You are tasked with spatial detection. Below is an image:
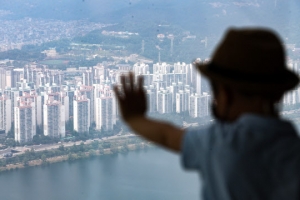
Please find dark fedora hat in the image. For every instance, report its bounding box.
[194,28,299,94]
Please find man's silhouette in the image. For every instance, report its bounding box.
[114,28,300,199]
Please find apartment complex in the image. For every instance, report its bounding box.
[0,59,298,143]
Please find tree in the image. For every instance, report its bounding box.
[110,147,118,154]
[89,122,96,133]
[78,142,88,152]
[0,159,7,167]
[97,148,103,155]
[70,144,78,152]
[41,154,48,165]
[77,151,85,158]
[89,149,96,157]
[102,141,111,149]
[32,134,55,145]
[6,122,15,139]
[23,156,30,166]
[4,138,16,147]
[36,125,43,135]
[58,144,65,152]
[91,141,99,150]
[66,118,74,133]
[113,121,122,133]
[26,148,36,159]
[68,153,75,161]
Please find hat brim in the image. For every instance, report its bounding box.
[195,62,300,94]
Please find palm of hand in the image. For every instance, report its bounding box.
[114,73,147,121]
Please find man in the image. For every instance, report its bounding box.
[113,28,300,199]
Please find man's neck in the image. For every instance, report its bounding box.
[227,100,279,122]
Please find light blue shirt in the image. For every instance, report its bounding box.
[182,114,300,200]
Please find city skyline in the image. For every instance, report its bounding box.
[0,58,300,144]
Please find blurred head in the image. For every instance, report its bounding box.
[194,28,299,121]
[210,81,283,122]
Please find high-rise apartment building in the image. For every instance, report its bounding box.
[0,95,12,134]
[73,95,90,134]
[283,60,300,105]
[189,93,211,118]
[66,89,75,117]
[59,92,69,123]
[195,73,202,95]
[83,68,93,86]
[133,63,149,75]
[43,99,65,138]
[95,87,116,131]
[14,100,36,143]
[175,89,190,113]
[189,93,200,118]
[95,96,114,131]
[146,87,157,113]
[36,95,44,127]
[173,62,188,73]
[157,89,173,114]
[4,88,20,122]
[199,93,211,117]
[0,66,14,90]
[142,73,154,87]
[93,65,105,84]
[153,62,171,74]
[78,85,94,125]
[283,89,300,105]
[12,68,24,87]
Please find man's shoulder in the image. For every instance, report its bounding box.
[185,114,298,145]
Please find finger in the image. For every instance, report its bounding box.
[137,75,144,91]
[113,85,123,101]
[121,75,127,93]
[129,72,134,91]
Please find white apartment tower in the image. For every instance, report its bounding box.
[190,59,202,95]
[283,89,300,105]
[199,93,211,117]
[95,87,116,131]
[36,94,46,127]
[4,88,19,122]
[176,90,190,113]
[73,95,90,134]
[0,67,13,90]
[153,62,171,74]
[133,63,149,75]
[146,89,157,113]
[142,73,153,87]
[189,93,211,118]
[43,99,65,138]
[157,89,173,114]
[189,93,201,118]
[173,62,188,73]
[195,73,202,95]
[0,95,12,134]
[83,68,93,86]
[60,92,69,122]
[78,86,94,125]
[14,100,36,143]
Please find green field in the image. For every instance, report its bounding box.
[40,60,68,65]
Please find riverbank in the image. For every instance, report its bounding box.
[0,142,153,172]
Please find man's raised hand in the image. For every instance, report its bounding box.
[113,72,147,122]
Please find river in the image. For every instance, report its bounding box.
[0,147,201,200]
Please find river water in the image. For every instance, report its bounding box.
[0,147,201,200]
